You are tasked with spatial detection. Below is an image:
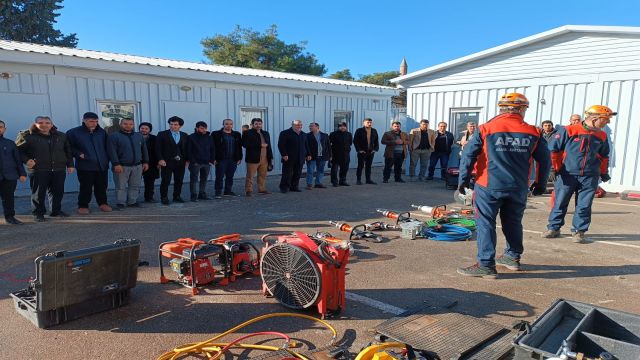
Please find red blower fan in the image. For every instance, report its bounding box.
[260,232,349,318]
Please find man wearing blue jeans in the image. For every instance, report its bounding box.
[305,122,330,189]
[457,93,550,278]
[211,119,242,198]
[427,122,454,180]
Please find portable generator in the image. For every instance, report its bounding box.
[260,232,350,318]
[159,234,260,295]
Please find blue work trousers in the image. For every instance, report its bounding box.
[547,172,599,233]
[474,185,528,267]
[306,159,326,186]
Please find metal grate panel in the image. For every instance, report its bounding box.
[375,307,507,359]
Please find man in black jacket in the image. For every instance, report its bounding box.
[329,122,353,187]
[187,121,215,201]
[66,112,112,215]
[211,119,242,198]
[242,118,273,196]
[278,120,310,193]
[156,116,188,205]
[0,120,27,224]
[305,122,330,189]
[16,116,74,222]
[427,122,455,180]
[353,118,379,185]
[139,122,158,202]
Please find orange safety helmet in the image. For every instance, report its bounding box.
[584,105,617,118]
[498,93,529,108]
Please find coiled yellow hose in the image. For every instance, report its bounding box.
[157,312,338,360]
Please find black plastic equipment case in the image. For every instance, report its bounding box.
[514,299,640,360]
[10,239,140,328]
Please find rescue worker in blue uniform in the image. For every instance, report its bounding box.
[457,93,550,278]
[542,105,614,243]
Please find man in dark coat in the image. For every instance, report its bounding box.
[156,116,188,205]
[329,122,353,187]
[278,120,310,193]
[139,122,158,202]
[0,120,27,224]
[66,112,112,215]
[15,116,74,222]
[187,121,215,201]
[353,118,379,185]
[242,118,273,196]
[211,119,243,198]
[305,122,331,189]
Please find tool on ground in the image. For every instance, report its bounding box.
[157,312,339,360]
[363,221,401,231]
[376,209,414,224]
[329,221,388,243]
[260,232,349,318]
[376,209,425,239]
[411,204,474,218]
[158,234,260,295]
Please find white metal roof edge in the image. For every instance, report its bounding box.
[0,39,397,94]
[391,25,640,84]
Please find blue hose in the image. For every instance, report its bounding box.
[420,224,473,241]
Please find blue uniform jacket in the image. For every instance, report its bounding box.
[460,113,550,191]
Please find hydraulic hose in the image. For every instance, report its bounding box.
[425,217,476,230]
[420,223,473,242]
[157,313,337,360]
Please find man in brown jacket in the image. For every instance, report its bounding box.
[408,119,436,181]
[381,121,409,183]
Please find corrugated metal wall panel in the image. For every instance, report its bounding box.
[409,33,640,87]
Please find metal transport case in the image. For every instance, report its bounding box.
[514,299,640,360]
[10,239,140,328]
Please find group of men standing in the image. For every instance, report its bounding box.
[276,118,380,192]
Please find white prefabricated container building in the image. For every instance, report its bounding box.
[392,25,640,192]
[0,40,396,193]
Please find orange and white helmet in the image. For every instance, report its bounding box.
[584,105,617,119]
[498,93,529,108]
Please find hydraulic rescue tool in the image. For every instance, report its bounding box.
[329,221,388,243]
[376,209,414,224]
[159,234,260,295]
[363,221,401,231]
[410,204,474,218]
[260,232,349,318]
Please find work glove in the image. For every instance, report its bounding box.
[548,170,556,183]
[530,182,546,196]
[600,173,611,183]
[458,182,469,195]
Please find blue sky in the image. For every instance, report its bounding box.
[57,0,640,77]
